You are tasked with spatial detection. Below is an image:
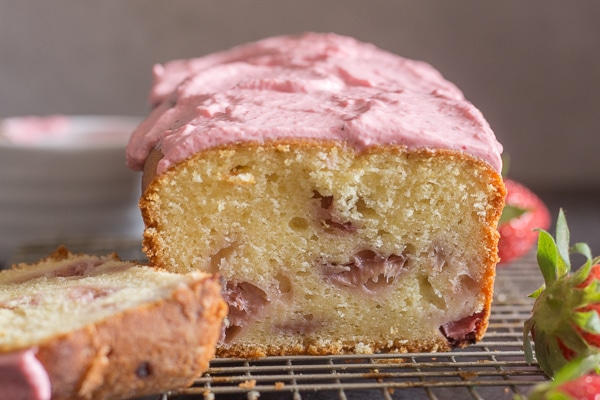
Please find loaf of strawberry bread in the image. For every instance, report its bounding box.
[127,32,506,357]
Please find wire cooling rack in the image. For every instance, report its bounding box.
[7,240,548,400]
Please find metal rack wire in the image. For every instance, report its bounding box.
[8,240,548,399]
[160,254,547,400]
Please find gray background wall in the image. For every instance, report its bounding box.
[1,0,599,191]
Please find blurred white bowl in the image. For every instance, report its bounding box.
[0,115,144,265]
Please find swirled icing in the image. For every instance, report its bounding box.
[126,33,502,174]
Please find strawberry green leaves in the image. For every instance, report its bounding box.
[524,209,600,377]
[535,228,566,288]
[519,354,600,400]
[572,310,600,338]
[499,204,531,225]
[532,209,593,294]
[555,210,571,273]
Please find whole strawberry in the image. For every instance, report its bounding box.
[498,178,551,265]
[521,354,600,400]
[559,373,600,399]
[523,209,600,377]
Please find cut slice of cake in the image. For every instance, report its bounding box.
[0,247,227,400]
[126,33,506,357]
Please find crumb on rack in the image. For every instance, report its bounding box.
[238,379,257,389]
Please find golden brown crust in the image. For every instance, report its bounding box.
[473,157,505,344]
[1,247,126,286]
[33,274,227,400]
[215,338,453,359]
[8,246,121,272]
[1,249,228,400]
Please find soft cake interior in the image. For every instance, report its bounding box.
[0,255,200,351]
[142,140,505,356]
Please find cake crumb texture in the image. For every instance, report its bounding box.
[0,247,227,400]
[141,141,505,356]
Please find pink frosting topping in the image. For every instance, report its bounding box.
[0,348,51,400]
[126,32,503,174]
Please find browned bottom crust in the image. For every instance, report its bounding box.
[40,278,226,400]
[214,337,456,359]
